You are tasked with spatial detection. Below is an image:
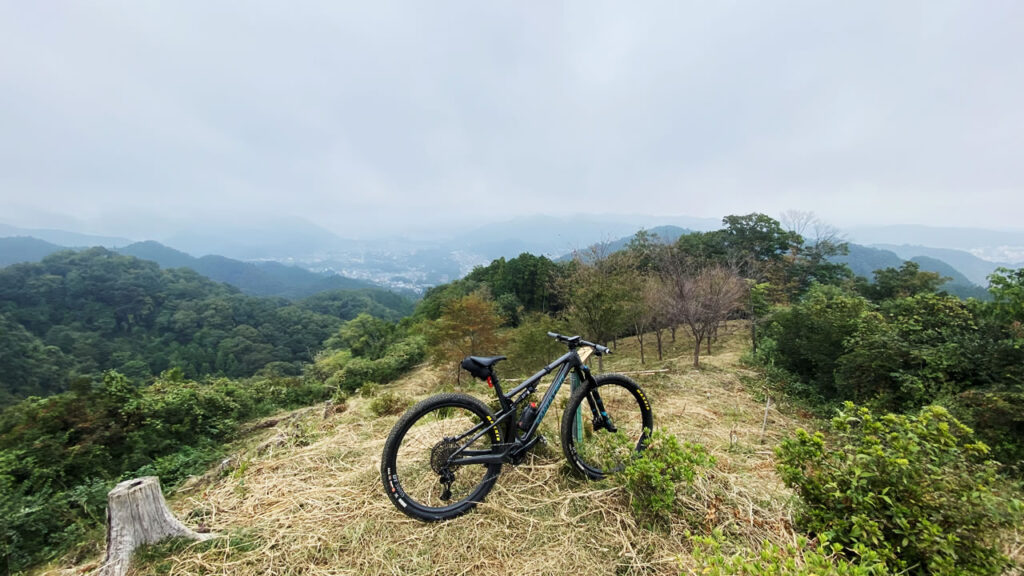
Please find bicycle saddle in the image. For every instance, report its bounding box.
[460,355,506,380]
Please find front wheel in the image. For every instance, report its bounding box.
[560,374,653,479]
[381,393,503,521]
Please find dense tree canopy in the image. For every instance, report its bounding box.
[855,261,949,302]
[0,249,410,405]
[760,268,1024,471]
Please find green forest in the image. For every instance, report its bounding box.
[3,214,1024,574]
[0,248,411,405]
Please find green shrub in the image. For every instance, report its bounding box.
[369,391,411,417]
[313,336,425,392]
[777,402,1023,575]
[690,531,885,575]
[759,285,875,401]
[602,429,715,524]
[834,294,980,412]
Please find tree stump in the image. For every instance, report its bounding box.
[97,476,213,576]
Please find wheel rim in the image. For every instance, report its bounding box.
[390,404,497,512]
[571,383,649,475]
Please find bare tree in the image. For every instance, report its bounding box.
[778,210,851,297]
[782,209,848,249]
[780,209,817,238]
[669,265,746,367]
[645,276,674,361]
[624,275,667,364]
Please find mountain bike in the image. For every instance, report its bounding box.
[381,332,653,521]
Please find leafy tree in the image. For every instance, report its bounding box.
[987,266,1024,334]
[0,248,361,403]
[297,289,413,322]
[465,253,564,316]
[624,229,669,275]
[413,278,482,322]
[426,292,506,385]
[557,249,633,367]
[674,230,730,269]
[836,294,980,411]
[329,313,397,360]
[494,292,524,327]
[746,281,772,354]
[0,313,71,404]
[760,285,875,401]
[721,213,802,278]
[502,312,565,377]
[856,261,949,302]
[955,267,1024,471]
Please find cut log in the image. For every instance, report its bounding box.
[97,476,213,576]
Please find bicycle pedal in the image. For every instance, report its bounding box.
[538,434,547,445]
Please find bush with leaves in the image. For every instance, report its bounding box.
[834,293,981,411]
[758,285,876,403]
[598,429,715,524]
[312,335,425,392]
[502,312,565,377]
[777,402,1023,575]
[369,391,411,417]
[690,531,885,576]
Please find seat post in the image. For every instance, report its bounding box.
[488,371,512,412]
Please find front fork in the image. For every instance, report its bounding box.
[575,367,617,435]
[587,389,617,432]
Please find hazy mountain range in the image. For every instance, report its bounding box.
[0,236,398,300]
[2,216,1023,296]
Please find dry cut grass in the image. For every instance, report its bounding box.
[47,325,814,576]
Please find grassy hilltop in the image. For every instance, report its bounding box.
[15,215,1024,575]
[45,327,818,576]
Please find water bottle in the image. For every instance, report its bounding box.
[517,402,538,431]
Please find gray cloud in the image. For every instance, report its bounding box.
[2,1,1022,238]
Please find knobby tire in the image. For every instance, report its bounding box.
[560,373,653,479]
[381,393,503,521]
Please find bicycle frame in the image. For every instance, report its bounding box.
[447,348,593,466]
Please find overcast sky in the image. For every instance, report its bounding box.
[2,1,1022,239]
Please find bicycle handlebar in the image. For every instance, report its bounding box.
[546,332,611,355]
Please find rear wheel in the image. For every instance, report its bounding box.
[381,393,503,521]
[560,374,653,479]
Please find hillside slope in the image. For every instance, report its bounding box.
[876,244,1007,286]
[51,329,811,576]
[0,236,65,267]
[116,241,388,299]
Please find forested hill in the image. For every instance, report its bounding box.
[827,243,989,299]
[117,240,400,299]
[0,237,403,300]
[0,248,412,406]
[0,236,64,267]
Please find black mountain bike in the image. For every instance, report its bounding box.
[381,332,653,521]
